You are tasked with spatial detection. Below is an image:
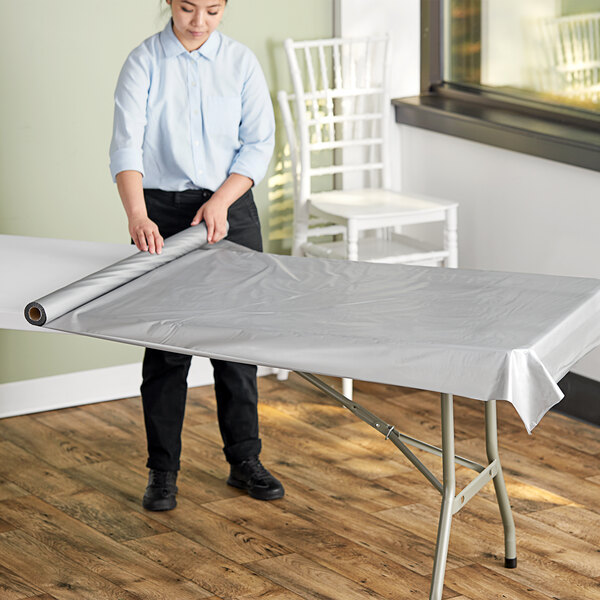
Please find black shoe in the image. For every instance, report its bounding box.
[227,456,285,501]
[142,469,178,511]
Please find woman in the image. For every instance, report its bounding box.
[109,0,283,510]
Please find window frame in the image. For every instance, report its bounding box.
[392,0,600,173]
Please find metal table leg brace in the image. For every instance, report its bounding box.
[296,373,517,600]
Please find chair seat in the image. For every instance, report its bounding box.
[309,188,458,223]
[301,234,449,265]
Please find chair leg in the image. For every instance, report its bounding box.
[342,378,353,400]
[275,369,290,381]
[444,206,458,268]
[347,222,359,261]
[485,400,517,568]
[430,393,456,600]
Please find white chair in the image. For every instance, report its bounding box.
[536,12,600,104]
[277,36,459,397]
[278,35,458,267]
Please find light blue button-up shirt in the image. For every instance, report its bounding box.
[109,21,275,191]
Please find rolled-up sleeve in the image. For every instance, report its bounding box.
[109,48,151,182]
[228,55,275,186]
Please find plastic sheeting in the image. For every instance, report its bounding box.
[25,224,600,432]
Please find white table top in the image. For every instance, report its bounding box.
[0,234,135,331]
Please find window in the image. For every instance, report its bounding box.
[393,0,600,172]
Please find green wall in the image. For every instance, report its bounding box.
[0,0,333,384]
[561,1,600,15]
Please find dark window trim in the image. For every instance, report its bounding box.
[393,0,600,173]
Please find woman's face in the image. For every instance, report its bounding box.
[167,0,226,52]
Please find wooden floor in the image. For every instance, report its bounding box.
[0,374,599,600]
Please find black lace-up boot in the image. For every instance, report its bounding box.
[227,456,284,500]
[142,469,178,511]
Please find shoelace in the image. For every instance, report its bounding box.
[243,457,271,482]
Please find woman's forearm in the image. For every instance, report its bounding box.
[211,173,253,207]
[116,170,147,220]
[115,170,164,254]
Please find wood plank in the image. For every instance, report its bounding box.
[527,410,600,456]
[254,402,413,481]
[143,496,292,564]
[65,461,149,511]
[190,409,410,512]
[485,546,600,600]
[0,496,212,599]
[237,591,305,600]
[34,408,146,467]
[354,382,524,440]
[0,416,105,468]
[256,374,359,430]
[0,476,31,502]
[499,431,600,478]
[443,565,555,600]
[378,461,576,515]
[192,400,410,480]
[376,498,600,598]
[529,505,600,547]
[0,529,142,600]
[247,553,389,600]
[124,531,280,600]
[465,497,600,579]
[48,489,171,542]
[0,562,46,600]
[205,490,468,583]
[0,379,597,599]
[67,459,240,512]
[379,495,600,579]
[456,436,600,511]
[0,441,89,498]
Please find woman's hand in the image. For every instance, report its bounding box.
[191,195,229,244]
[129,216,164,254]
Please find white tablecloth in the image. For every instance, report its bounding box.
[17,226,600,433]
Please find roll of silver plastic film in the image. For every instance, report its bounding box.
[24,224,210,326]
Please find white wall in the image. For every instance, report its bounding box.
[336,0,421,193]
[338,0,600,381]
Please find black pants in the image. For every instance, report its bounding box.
[141,188,263,471]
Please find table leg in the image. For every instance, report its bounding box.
[485,400,517,568]
[430,393,456,600]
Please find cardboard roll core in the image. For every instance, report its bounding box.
[28,306,42,322]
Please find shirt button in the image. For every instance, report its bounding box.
[191,81,197,87]
[194,110,199,115]
[198,170,203,175]
[194,140,199,146]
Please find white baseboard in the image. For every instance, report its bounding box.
[0,358,276,419]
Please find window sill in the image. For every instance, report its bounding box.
[392,88,600,173]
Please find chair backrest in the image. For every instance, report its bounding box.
[278,88,348,255]
[536,12,600,102]
[283,36,392,204]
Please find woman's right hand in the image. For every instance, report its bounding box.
[129,216,164,254]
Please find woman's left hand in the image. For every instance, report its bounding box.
[191,195,229,244]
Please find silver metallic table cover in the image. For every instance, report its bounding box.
[26,224,600,433]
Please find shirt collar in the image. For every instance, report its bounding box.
[160,19,221,60]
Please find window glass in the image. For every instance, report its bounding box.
[445,0,600,113]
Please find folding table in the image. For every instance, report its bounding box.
[6,225,600,600]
